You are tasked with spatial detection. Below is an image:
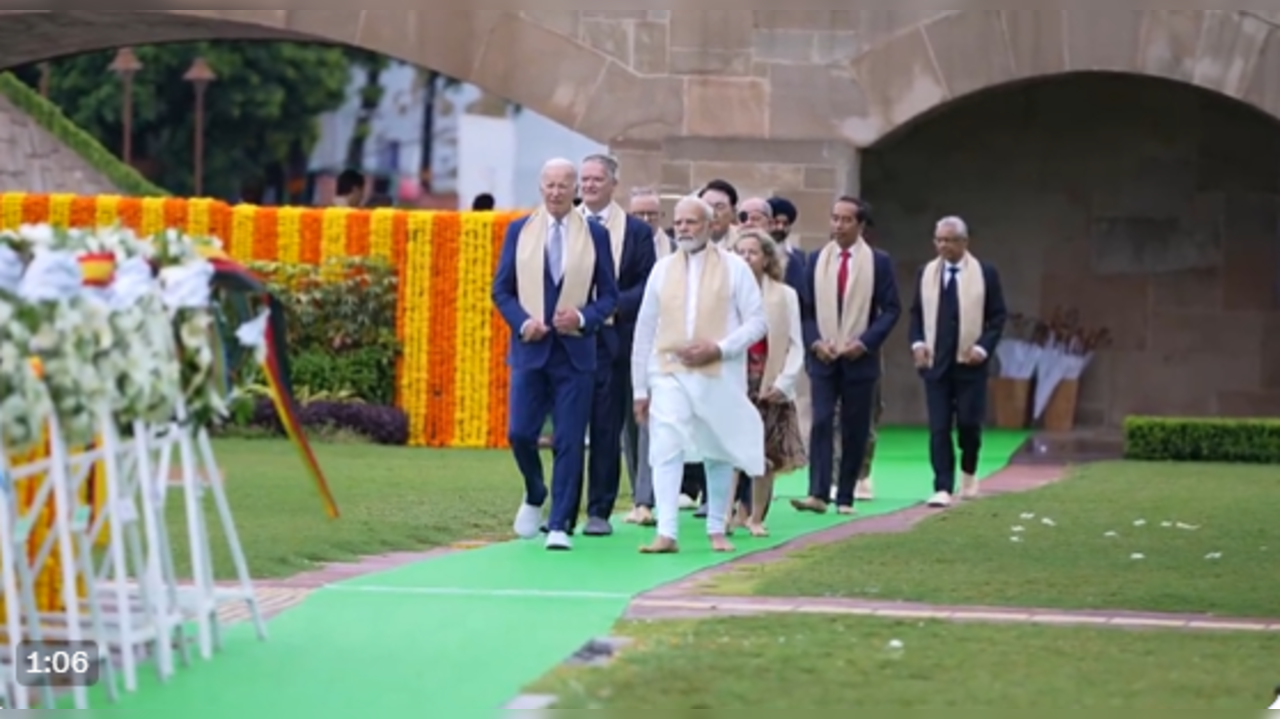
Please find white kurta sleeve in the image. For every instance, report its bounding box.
[717,256,767,359]
[773,287,805,400]
[631,258,665,400]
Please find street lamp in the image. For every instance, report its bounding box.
[38,62,50,98]
[108,47,142,166]
[183,56,215,196]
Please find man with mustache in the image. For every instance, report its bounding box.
[631,195,767,553]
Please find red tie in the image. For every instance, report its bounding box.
[836,250,850,304]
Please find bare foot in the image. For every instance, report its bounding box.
[640,535,679,553]
[747,521,769,537]
[635,506,655,526]
[790,497,828,514]
[709,533,736,552]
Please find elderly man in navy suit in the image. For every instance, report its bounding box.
[573,154,657,535]
[792,197,900,515]
[491,158,619,550]
[909,215,1007,508]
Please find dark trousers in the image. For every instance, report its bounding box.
[507,347,594,532]
[924,369,986,493]
[808,367,876,506]
[583,350,629,519]
[681,463,704,499]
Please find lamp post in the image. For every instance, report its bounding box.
[108,47,142,166]
[183,56,215,196]
[38,62,50,98]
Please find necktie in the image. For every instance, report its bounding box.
[591,214,603,224]
[946,265,958,287]
[836,250,850,304]
[548,222,564,283]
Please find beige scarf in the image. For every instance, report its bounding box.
[654,227,673,258]
[812,238,875,346]
[920,252,986,362]
[760,276,791,391]
[585,202,627,274]
[515,207,595,335]
[654,244,730,376]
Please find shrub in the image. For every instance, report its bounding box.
[251,398,408,445]
[1123,416,1280,463]
[250,258,399,404]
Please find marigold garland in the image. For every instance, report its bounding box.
[0,192,524,449]
[452,213,493,447]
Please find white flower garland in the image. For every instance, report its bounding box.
[0,223,233,450]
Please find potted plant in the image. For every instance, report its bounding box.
[990,313,1042,428]
[1032,307,1111,431]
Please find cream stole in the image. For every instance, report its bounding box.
[654,244,730,376]
[654,227,673,258]
[587,202,628,274]
[760,276,790,391]
[514,207,595,335]
[812,238,875,346]
[920,251,986,362]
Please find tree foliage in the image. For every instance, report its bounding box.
[14,41,353,198]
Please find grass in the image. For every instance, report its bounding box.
[528,613,1279,710]
[704,461,1280,618]
[165,438,518,579]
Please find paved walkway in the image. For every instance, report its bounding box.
[221,464,1277,633]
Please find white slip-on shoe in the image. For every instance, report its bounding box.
[513,503,543,539]
[926,491,952,508]
[545,530,572,550]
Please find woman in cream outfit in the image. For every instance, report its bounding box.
[728,228,807,536]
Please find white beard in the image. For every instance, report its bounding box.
[676,237,707,253]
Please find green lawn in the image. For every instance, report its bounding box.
[167,438,519,579]
[528,614,1279,710]
[705,461,1280,618]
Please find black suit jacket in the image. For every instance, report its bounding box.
[800,248,901,381]
[591,213,655,363]
[907,259,1007,380]
[783,245,806,295]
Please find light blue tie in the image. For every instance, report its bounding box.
[547,221,564,283]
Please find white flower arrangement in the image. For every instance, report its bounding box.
[0,222,247,450]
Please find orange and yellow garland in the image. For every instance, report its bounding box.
[0,192,525,449]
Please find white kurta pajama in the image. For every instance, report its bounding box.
[631,245,767,540]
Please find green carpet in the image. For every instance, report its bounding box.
[81,427,1028,716]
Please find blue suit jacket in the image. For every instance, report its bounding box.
[491,215,618,373]
[800,248,901,380]
[907,260,1007,380]
[783,245,806,296]
[590,214,656,363]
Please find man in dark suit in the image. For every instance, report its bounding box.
[574,154,657,535]
[908,215,1007,507]
[491,158,618,550]
[792,197,900,514]
[767,196,807,294]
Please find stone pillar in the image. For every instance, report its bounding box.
[651,137,861,250]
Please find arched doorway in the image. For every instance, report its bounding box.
[863,72,1280,426]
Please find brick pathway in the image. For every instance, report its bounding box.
[215,465,1278,634]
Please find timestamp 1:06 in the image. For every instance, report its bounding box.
[27,649,91,674]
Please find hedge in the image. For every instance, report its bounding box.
[0,73,168,197]
[1123,416,1280,463]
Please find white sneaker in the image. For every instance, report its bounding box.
[545,530,572,550]
[829,486,838,502]
[926,491,952,507]
[855,478,874,501]
[960,473,979,499]
[513,503,543,539]
[678,494,697,509]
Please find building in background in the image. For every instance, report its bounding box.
[308,60,604,209]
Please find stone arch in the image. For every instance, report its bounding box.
[840,9,1280,147]
[0,10,679,143]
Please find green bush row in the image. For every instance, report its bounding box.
[1123,416,1280,463]
[0,73,167,197]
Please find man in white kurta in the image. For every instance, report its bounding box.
[631,196,767,553]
